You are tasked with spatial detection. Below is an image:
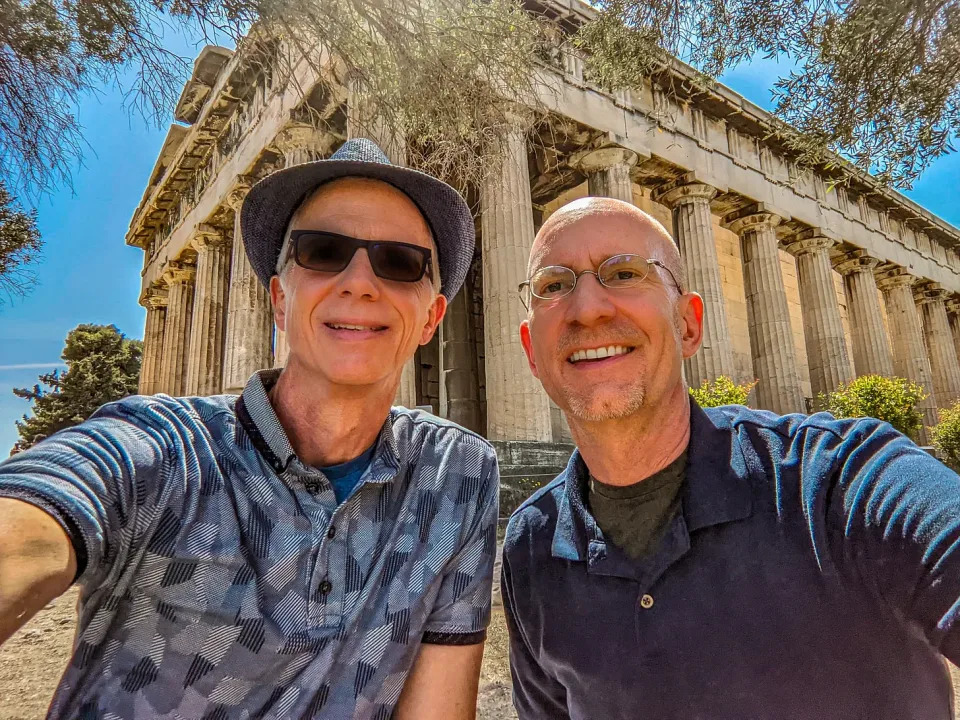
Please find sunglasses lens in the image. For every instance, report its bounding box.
[296,233,356,272]
[369,243,429,282]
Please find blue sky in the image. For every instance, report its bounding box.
[1,54,958,454]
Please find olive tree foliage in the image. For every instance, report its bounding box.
[0,181,41,306]
[580,0,960,188]
[0,0,544,203]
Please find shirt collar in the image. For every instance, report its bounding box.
[551,397,754,569]
[236,369,401,480]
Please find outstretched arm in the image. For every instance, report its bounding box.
[0,498,76,645]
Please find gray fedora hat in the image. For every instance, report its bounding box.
[240,138,475,300]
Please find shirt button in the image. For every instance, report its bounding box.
[640,594,654,609]
[327,525,336,539]
[319,580,333,595]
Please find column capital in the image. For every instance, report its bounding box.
[273,123,330,157]
[192,224,230,251]
[723,203,783,235]
[913,283,948,305]
[946,297,960,315]
[783,229,837,258]
[570,146,638,174]
[163,260,196,286]
[875,266,918,291]
[832,249,881,275]
[140,285,168,309]
[224,175,256,211]
[651,173,717,208]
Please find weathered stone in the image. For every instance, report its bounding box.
[833,251,895,377]
[481,126,552,441]
[158,262,196,396]
[876,268,938,441]
[139,287,168,395]
[654,175,735,386]
[572,146,637,202]
[915,285,960,408]
[440,287,482,433]
[185,225,231,396]
[784,231,854,397]
[724,205,804,414]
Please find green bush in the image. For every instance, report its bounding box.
[932,402,960,471]
[818,375,926,440]
[689,376,757,408]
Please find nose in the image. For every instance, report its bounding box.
[564,271,616,326]
[335,249,380,300]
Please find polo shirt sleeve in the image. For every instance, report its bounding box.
[825,418,960,663]
[501,549,569,719]
[0,397,183,590]
[421,446,499,646]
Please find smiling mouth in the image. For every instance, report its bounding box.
[567,345,635,364]
[325,322,388,332]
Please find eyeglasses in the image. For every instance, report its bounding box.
[518,254,684,309]
[288,230,433,283]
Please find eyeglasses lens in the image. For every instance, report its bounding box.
[531,267,577,299]
[369,244,428,282]
[296,233,356,273]
[599,255,651,288]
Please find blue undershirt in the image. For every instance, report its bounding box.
[320,442,377,504]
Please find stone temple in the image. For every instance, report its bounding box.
[128,0,960,502]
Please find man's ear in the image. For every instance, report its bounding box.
[270,275,287,332]
[678,292,704,359]
[519,319,540,379]
[419,293,448,345]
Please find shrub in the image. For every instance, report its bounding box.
[818,375,926,440]
[932,402,960,472]
[689,376,757,408]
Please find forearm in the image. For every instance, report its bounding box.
[393,642,484,720]
[0,499,75,645]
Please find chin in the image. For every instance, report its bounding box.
[561,385,647,422]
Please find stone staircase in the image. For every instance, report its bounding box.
[491,440,575,521]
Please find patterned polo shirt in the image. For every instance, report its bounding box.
[0,370,499,719]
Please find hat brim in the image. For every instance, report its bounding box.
[240,159,475,301]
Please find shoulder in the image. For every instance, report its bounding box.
[504,476,565,557]
[391,407,497,465]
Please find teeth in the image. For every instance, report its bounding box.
[569,345,632,363]
[330,323,376,331]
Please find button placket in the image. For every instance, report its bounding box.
[309,499,349,629]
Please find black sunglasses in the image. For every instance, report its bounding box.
[288,230,433,283]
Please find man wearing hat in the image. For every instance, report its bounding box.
[0,139,498,719]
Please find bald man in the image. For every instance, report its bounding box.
[501,197,960,719]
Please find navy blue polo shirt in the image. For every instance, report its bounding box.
[502,400,960,720]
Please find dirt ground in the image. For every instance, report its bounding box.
[0,590,955,720]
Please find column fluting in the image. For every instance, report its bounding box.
[654,176,734,386]
[784,231,854,397]
[916,286,960,409]
[724,206,804,414]
[158,262,196,396]
[573,147,637,202]
[440,287,482,433]
[947,299,960,364]
[833,251,895,377]
[222,179,274,393]
[139,286,168,395]
[480,126,552,441]
[185,226,231,396]
[876,268,938,440]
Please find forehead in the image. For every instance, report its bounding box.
[290,177,433,246]
[530,209,667,271]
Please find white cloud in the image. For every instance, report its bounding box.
[0,362,66,371]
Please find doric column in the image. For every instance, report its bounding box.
[723,205,804,414]
[653,175,734,385]
[876,268,937,439]
[271,124,332,369]
[915,285,960,408]
[480,126,552,441]
[832,251,895,377]
[158,262,196,396]
[947,298,960,363]
[440,287,482,433]
[185,225,231,396]
[571,146,637,203]
[222,178,274,393]
[783,230,854,397]
[139,287,168,395]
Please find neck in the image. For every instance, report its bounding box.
[567,383,692,486]
[268,359,395,467]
